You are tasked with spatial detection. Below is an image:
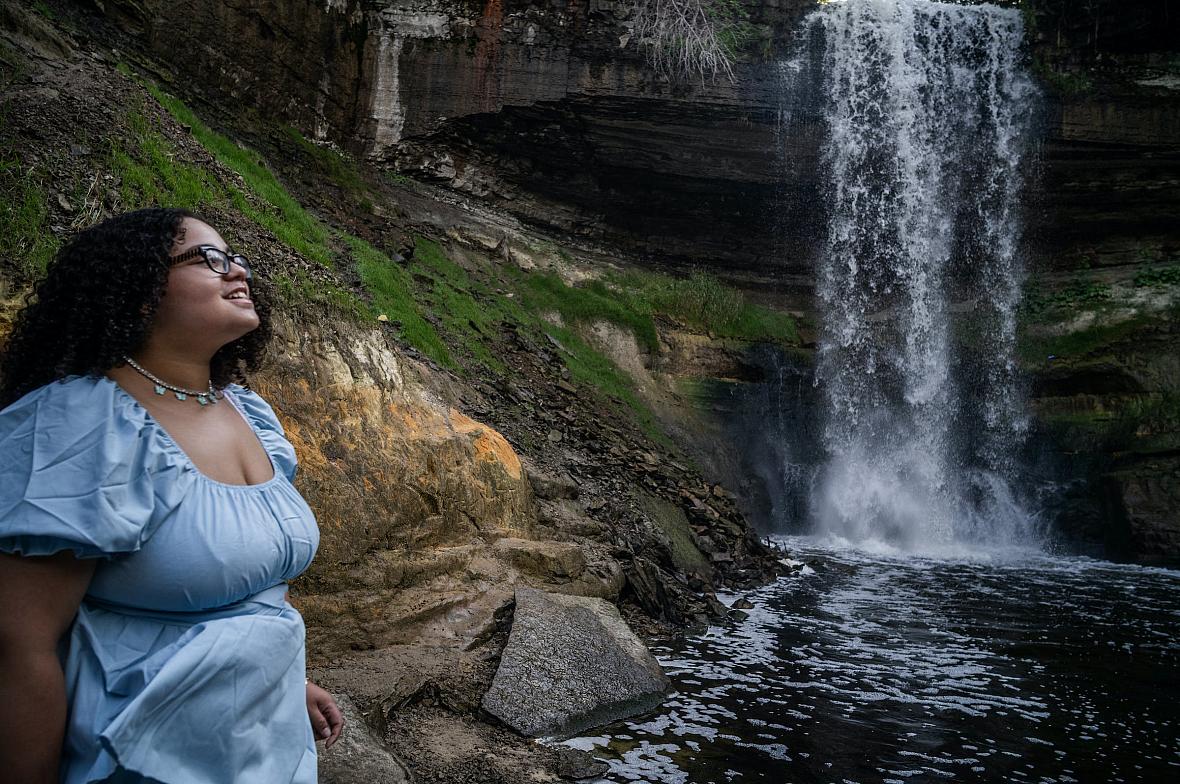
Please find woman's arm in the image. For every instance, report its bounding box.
[0,552,95,784]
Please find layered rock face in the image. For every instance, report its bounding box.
[1019,0,1180,564]
[119,0,818,287]
[120,0,1179,289]
[1026,0,1180,269]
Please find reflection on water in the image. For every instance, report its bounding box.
[563,538,1180,783]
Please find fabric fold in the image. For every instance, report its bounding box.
[0,376,192,558]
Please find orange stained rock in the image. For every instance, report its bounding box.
[449,408,523,481]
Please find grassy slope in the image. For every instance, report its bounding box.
[2,62,799,437]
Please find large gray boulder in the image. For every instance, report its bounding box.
[318,693,412,784]
[481,587,670,738]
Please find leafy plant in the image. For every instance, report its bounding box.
[1133,264,1180,288]
[1022,276,1111,315]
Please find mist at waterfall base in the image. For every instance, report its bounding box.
[777,0,1043,554]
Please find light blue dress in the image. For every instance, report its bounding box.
[0,375,320,783]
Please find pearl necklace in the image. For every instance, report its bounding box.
[122,356,219,406]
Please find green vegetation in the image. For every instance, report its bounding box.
[1037,67,1094,95]
[637,492,712,575]
[711,0,759,59]
[514,266,798,351]
[0,156,59,279]
[1019,311,1163,363]
[32,1,56,21]
[520,272,662,351]
[282,127,368,200]
[546,318,665,438]
[624,269,799,343]
[411,237,563,374]
[109,103,221,210]
[1023,276,1111,315]
[345,235,452,366]
[1043,392,1180,454]
[1134,264,1180,288]
[1118,393,1180,438]
[99,66,794,443]
[142,81,334,267]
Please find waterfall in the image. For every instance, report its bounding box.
[794,0,1041,550]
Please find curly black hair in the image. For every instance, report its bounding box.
[0,207,272,408]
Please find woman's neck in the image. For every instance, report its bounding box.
[126,349,214,391]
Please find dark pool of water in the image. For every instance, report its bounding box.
[563,538,1180,783]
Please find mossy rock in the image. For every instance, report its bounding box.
[636,491,710,578]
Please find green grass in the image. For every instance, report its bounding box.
[538,319,667,441]
[412,237,509,370]
[282,126,368,199]
[1019,312,1163,363]
[521,272,661,351]
[141,81,334,267]
[1043,394,1180,454]
[270,267,366,320]
[0,156,59,279]
[380,238,670,437]
[107,70,688,442]
[1022,277,1111,316]
[514,267,798,350]
[109,104,222,210]
[106,75,376,323]
[1134,264,1180,288]
[611,269,798,344]
[1119,393,1180,436]
[344,234,453,366]
[32,1,55,21]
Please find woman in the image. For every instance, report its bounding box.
[0,208,343,783]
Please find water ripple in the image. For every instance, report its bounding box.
[563,538,1180,783]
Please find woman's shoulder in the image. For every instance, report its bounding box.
[0,374,122,425]
[0,375,183,559]
[224,384,286,434]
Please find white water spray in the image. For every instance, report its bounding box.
[798,0,1040,549]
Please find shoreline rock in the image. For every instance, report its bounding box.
[481,587,671,738]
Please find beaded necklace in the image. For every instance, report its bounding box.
[122,356,219,406]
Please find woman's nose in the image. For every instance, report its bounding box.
[223,260,249,282]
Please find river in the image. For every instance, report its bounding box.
[564,538,1179,783]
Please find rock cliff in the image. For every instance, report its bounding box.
[96,1,1178,293]
[9,0,1179,558]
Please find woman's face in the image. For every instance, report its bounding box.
[150,218,259,350]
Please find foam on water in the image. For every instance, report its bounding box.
[563,541,1180,783]
[791,0,1041,550]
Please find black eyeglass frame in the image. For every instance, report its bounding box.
[170,244,253,281]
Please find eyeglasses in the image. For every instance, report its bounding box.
[170,244,253,281]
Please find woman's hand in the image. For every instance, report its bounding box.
[305,681,344,749]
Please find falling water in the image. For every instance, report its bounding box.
[796,0,1041,550]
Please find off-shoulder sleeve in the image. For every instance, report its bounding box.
[0,377,181,559]
[226,386,299,483]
